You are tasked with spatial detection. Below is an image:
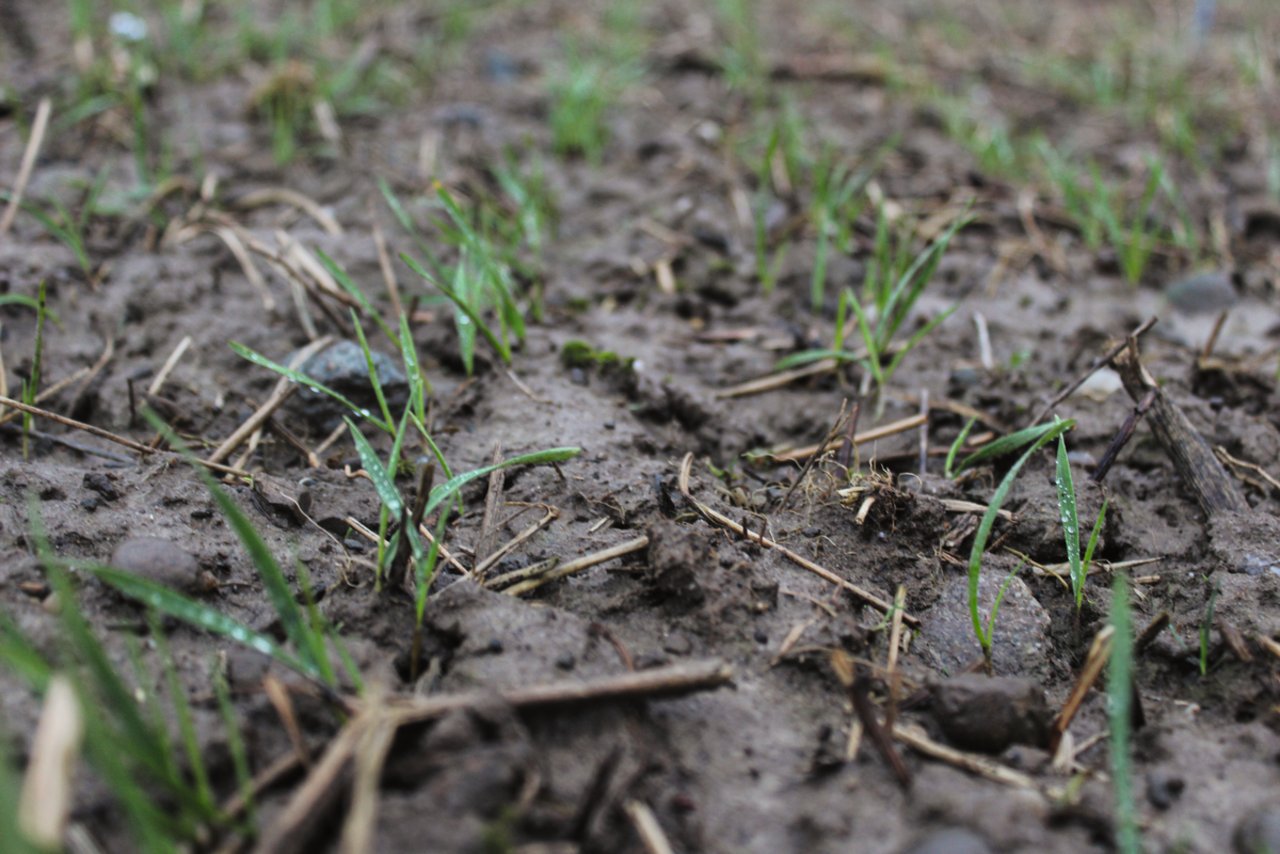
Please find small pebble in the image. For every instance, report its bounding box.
[82,472,119,501]
[110,537,202,594]
[663,632,693,656]
[554,652,576,671]
[1164,270,1240,315]
[1145,769,1185,810]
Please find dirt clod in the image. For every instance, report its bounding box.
[929,673,1051,754]
[109,536,203,595]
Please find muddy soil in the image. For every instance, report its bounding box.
[2,1,1279,852]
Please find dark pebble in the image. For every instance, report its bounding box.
[82,472,120,501]
[1145,769,1185,810]
[109,537,201,594]
[929,674,1050,754]
[554,653,576,671]
[293,340,408,424]
[753,629,768,644]
[1234,804,1280,854]
[1164,270,1240,315]
[901,827,993,854]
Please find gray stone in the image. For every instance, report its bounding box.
[920,569,1051,678]
[110,537,201,594]
[1164,270,1240,315]
[292,339,408,428]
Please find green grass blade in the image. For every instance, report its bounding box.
[150,613,214,814]
[881,302,957,381]
[423,447,581,519]
[773,349,862,371]
[399,312,427,421]
[1056,433,1084,608]
[1081,499,1109,608]
[846,296,883,387]
[229,341,392,433]
[350,312,395,431]
[345,418,403,517]
[1199,580,1219,676]
[143,412,336,685]
[954,420,1062,475]
[1108,577,1140,854]
[0,610,52,690]
[945,417,977,480]
[90,565,309,673]
[212,663,255,825]
[317,249,396,343]
[984,559,1026,642]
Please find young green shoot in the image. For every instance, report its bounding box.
[1108,576,1141,854]
[969,419,1075,663]
[944,417,977,479]
[1055,433,1109,610]
[1199,579,1220,676]
[20,280,46,460]
[777,209,968,412]
[1,169,107,279]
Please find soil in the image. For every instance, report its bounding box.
[2,1,1280,852]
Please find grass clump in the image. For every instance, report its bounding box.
[547,45,640,163]
[1036,141,1193,284]
[967,418,1075,663]
[777,207,969,412]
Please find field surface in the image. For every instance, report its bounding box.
[2,1,1279,851]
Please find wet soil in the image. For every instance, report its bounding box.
[2,1,1280,852]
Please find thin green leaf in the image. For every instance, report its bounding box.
[346,418,403,517]
[773,348,862,371]
[1056,434,1084,608]
[1081,498,1109,605]
[0,612,52,690]
[423,447,581,519]
[350,312,395,430]
[213,663,255,824]
[317,249,396,343]
[399,312,427,422]
[954,420,1062,475]
[945,417,977,480]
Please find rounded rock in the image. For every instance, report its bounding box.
[110,537,202,594]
